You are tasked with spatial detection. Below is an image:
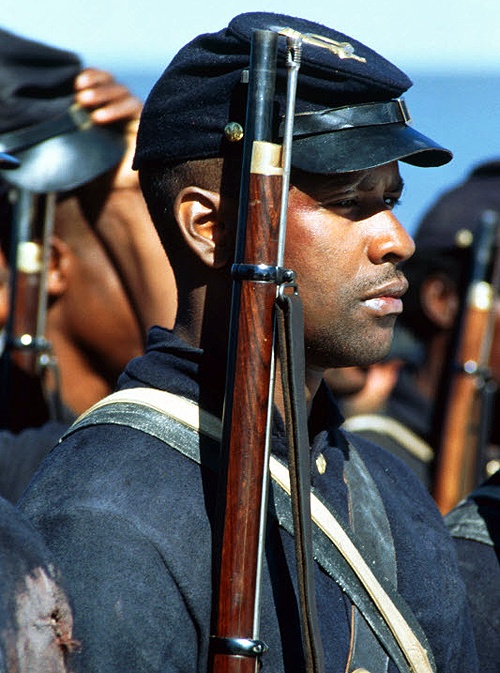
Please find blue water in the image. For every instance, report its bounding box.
[118,67,500,236]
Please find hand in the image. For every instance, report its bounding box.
[73,67,143,125]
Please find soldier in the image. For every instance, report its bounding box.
[19,12,478,673]
[0,30,176,502]
[445,467,500,673]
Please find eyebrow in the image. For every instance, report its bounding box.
[290,167,405,200]
[358,172,405,193]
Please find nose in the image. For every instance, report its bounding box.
[367,210,415,265]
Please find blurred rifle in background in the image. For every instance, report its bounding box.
[433,209,500,514]
[0,187,57,430]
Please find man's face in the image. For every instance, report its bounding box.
[284,161,414,371]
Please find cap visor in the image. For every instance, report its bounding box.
[0,126,125,193]
[291,123,452,173]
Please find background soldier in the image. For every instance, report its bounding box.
[0,29,176,502]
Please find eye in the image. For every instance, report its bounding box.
[384,195,402,209]
[321,197,359,211]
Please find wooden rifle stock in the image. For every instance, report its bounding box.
[209,29,282,673]
[433,210,500,514]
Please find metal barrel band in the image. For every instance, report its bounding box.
[8,335,51,352]
[209,636,269,657]
[231,262,296,284]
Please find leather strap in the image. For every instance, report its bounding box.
[284,99,411,138]
[276,291,325,673]
[65,389,436,673]
[344,445,394,673]
[445,479,500,547]
[0,104,92,155]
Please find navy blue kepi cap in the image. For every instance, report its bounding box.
[134,12,452,173]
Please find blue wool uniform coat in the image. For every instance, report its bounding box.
[19,327,478,673]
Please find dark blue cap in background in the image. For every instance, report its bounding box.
[414,160,500,251]
[0,27,125,193]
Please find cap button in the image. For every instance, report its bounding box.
[224,122,244,143]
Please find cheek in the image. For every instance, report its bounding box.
[284,211,335,281]
[285,227,358,295]
[68,251,141,345]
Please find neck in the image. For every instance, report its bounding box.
[272,359,325,421]
[174,284,233,414]
[175,283,325,419]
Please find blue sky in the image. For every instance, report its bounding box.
[3,0,500,74]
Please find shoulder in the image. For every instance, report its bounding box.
[19,409,217,559]
[22,417,212,509]
[446,470,500,546]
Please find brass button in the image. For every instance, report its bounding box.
[224,121,244,142]
[316,453,327,475]
[351,669,371,673]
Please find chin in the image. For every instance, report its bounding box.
[306,323,394,370]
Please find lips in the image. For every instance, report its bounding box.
[361,277,408,315]
[363,278,409,302]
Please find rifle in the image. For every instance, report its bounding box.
[209,28,324,673]
[0,187,58,430]
[433,209,500,514]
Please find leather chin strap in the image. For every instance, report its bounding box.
[284,99,412,137]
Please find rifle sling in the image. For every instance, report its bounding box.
[276,291,400,673]
[64,390,436,673]
[276,291,325,673]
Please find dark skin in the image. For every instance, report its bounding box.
[171,161,414,415]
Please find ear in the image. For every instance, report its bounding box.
[46,236,72,297]
[420,274,460,329]
[174,186,231,268]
